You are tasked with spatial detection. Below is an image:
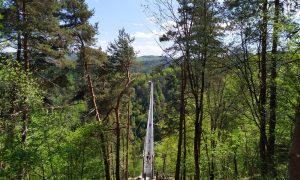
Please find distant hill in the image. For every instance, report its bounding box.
[133,56,168,73]
[2,51,167,73]
[135,55,163,62]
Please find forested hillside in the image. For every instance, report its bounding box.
[133,56,167,73]
[0,0,300,179]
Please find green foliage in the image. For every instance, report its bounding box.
[0,0,299,179]
[132,57,165,73]
[0,57,42,178]
[136,55,163,62]
[107,28,135,72]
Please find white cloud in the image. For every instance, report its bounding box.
[95,37,162,56]
[134,44,163,56]
[2,47,16,53]
[152,30,164,36]
[131,30,166,55]
[133,23,144,27]
[133,41,163,56]
[147,16,157,24]
[133,30,164,39]
[93,30,167,56]
[162,20,176,29]
[133,32,154,39]
[147,16,176,30]
[99,40,108,46]
[94,39,108,51]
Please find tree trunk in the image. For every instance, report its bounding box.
[20,0,29,179]
[288,102,300,180]
[78,37,111,179]
[22,0,29,131]
[80,145,85,180]
[210,117,216,180]
[83,50,101,123]
[233,150,238,177]
[203,133,211,178]
[16,5,21,63]
[23,35,29,73]
[162,154,166,179]
[110,145,115,180]
[198,55,206,179]
[183,110,187,180]
[122,133,125,178]
[259,0,268,176]
[194,103,200,180]
[100,133,110,180]
[115,71,131,180]
[115,106,121,180]
[78,36,101,123]
[268,0,279,176]
[175,62,187,180]
[125,93,131,179]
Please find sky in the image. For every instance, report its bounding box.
[85,0,163,56]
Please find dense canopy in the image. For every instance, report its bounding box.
[0,0,300,179]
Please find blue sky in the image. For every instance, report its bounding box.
[85,0,163,56]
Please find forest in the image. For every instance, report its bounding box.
[0,0,300,179]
